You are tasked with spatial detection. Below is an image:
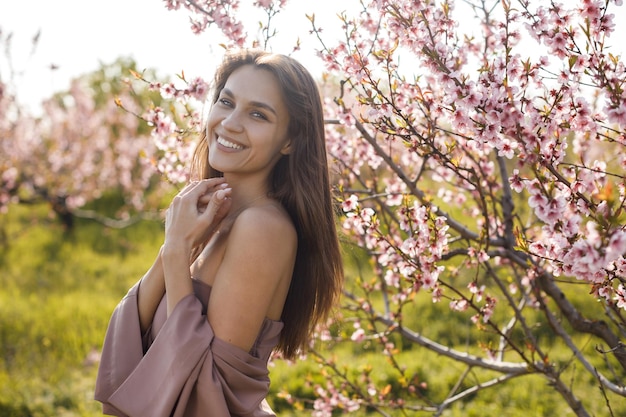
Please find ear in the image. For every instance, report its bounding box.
[280,140,292,155]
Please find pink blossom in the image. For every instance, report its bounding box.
[384,269,400,288]
[338,108,356,128]
[185,77,209,101]
[254,0,273,7]
[350,327,366,342]
[509,170,525,193]
[468,282,486,302]
[607,230,626,259]
[450,299,469,312]
[431,286,443,303]
[597,285,612,300]
[385,177,406,206]
[342,195,359,213]
[421,267,443,289]
[605,104,626,126]
[615,258,626,277]
[528,192,548,209]
[163,0,182,10]
[160,83,177,100]
[497,139,518,159]
[480,296,497,322]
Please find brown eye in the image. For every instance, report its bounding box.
[251,111,268,120]
[218,98,234,107]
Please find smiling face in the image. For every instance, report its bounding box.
[206,65,291,184]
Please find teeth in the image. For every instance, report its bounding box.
[217,137,244,150]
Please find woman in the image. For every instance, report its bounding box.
[94,49,344,417]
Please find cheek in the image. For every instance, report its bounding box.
[206,109,222,133]
[205,118,221,144]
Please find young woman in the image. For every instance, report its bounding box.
[95,49,344,417]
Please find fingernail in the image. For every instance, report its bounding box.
[216,189,231,200]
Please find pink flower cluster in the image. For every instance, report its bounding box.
[163,0,290,47]
[143,106,196,185]
[137,70,211,185]
[153,77,209,102]
[312,382,361,416]
[341,193,449,298]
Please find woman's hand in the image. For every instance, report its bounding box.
[164,179,232,255]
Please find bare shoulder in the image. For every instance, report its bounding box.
[228,202,297,248]
[217,201,298,292]
[207,202,297,347]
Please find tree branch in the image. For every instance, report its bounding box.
[349,117,507,247]
[436,371,525,416]
[538,282,626,396]
[373,313,536,375]
[536,271,626,372]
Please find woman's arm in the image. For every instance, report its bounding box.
[162,179,232,316]
[137,247,166,334]
[162,245,195,317]
[137,179,231,330]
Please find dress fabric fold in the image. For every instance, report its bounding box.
[94,279,283,417]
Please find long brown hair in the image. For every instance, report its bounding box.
[191,49,343,359]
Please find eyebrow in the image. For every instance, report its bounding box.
[221,88,278,117]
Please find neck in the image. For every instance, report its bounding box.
[236,192,268,209]
[223,176,271,212]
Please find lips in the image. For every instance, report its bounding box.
[216,136,244,150]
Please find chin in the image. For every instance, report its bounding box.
[208,155,231,174]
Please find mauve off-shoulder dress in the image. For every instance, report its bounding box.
[94,278,283,417]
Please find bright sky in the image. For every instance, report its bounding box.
[1,1,625,113]
[0,0,346,112]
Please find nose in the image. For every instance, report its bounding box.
[221,110,244,132]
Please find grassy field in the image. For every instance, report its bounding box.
[0,203,623,416]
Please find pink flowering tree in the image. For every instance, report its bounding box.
[0,38,175,228]
[311,0,626,414]
[152,1,626,415]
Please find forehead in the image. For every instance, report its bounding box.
[223,65,286,109]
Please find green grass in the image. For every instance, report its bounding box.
[0,203,624,416]
[0,204,160,417]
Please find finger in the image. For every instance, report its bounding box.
[177,181,214,203]
[179,178,227,199]
[198,177,228,190]
[202,188,232,221]
[198,182,229,206]
[214,194,232,220]
[176,180,199,197]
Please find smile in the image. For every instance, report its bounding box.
[217,136,244,150]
